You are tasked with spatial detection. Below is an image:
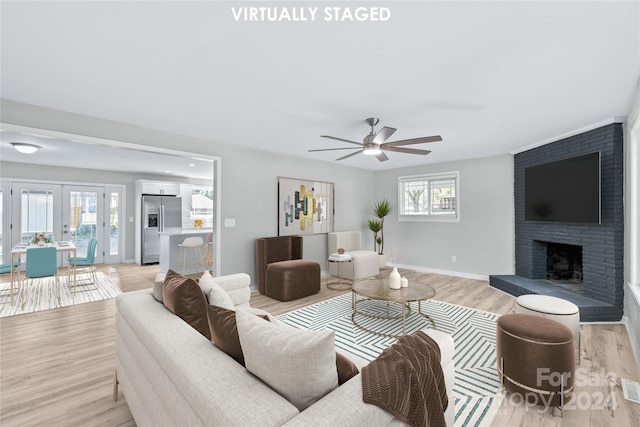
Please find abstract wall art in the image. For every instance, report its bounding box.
[278,177,334,236]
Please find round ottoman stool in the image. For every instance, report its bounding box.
[496,313,575,414]
[515,294,580,362]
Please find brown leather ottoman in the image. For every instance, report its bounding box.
[265,259,320,302]
[496,313,575,412]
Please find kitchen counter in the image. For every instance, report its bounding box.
[159,227,213,236]
[159,229,213,274]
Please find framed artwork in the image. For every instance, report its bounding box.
[278,177,334,236]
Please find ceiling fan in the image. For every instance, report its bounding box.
[309,117,442,162]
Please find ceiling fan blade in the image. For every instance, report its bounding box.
[382,135,442,147]
[372,126,397,144]
[376,152,389,162]
[336,149,363,161]
[320,135,363,146]
[308,147,361,152]
[383,146,432,155]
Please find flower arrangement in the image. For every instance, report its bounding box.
[193,218,203,228]
[30,232,52,245]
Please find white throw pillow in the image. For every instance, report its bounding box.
[235,310,338,411]
[199,271,234,310]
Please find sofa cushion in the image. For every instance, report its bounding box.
[236,309,339,411]
[199,270,235,310]
[162,269,211,340]
[207,304,269,366]
[336,352,359,385]
[152,272,166,302]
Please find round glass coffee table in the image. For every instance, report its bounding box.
[352,277,436,338]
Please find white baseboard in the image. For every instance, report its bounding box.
[621,316,640,373]
[391,262,489,281]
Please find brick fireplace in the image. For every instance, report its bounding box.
[490,123,624,321]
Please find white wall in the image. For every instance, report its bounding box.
[372,154,515,278]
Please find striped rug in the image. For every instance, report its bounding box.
[277,293,502,427]
[0,272,122,318]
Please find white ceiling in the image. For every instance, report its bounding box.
[1,1,638,172]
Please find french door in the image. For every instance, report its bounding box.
[8,182,123,265]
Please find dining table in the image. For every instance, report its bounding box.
[9,241,77,304]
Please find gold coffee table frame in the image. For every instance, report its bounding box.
[351,277,436,338]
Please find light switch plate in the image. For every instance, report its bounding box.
[224,218,236,227]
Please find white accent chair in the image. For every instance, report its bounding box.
[328,231,379,281]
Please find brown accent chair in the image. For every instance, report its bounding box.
[496,313,575,413]
[256,236,320,302]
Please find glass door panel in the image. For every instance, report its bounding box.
[63,186,103,263]
[10,183,62,265]
[103,186,123,264]
[11,183,61,245]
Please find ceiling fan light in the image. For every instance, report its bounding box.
[363,146,382,156]
[11,142,41,154]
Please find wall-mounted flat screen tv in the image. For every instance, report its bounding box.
[524,151,601,224]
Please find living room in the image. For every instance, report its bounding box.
[1,1,639,426]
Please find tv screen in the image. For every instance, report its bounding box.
[524,152,601,224]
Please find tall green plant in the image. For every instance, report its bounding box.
[373,198,393,255]
[367,219,382,252]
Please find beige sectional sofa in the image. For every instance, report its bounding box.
[115,273,456,426]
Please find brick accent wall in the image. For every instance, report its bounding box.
[514,123,624,317]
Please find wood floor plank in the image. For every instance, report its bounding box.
[1,264,638,426]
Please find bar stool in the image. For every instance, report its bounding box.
[178,237,205,275]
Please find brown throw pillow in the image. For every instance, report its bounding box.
[336,352,359,385]
[163,269,211,340]
[207,305,269,366]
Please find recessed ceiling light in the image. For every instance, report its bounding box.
[10,142,41,154]
[189,163,196,167]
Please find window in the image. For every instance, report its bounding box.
[398,172,459,221]
[191,186,214,227]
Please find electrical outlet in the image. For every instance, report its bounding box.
[451,256,457,263]
[224,218,236,227]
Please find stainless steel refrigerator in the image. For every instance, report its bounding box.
[142,195,182,264]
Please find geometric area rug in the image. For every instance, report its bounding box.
[277,292,502,427]
[0,272,122,318]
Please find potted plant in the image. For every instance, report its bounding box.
[367,219,382,252]
[369,198,393,268]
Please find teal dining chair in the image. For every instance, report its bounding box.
[68,238,98,293]
[24,247,60,307]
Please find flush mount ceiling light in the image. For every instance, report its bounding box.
[11,142,41,154]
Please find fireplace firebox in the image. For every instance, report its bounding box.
[545,242,583,283]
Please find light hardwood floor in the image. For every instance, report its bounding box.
[1,264,638,426]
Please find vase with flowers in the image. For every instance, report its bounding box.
[193,218,203,229]
[30,232,52,246]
